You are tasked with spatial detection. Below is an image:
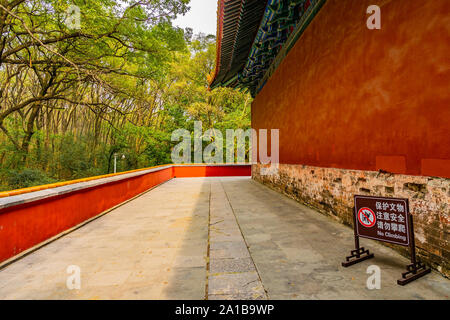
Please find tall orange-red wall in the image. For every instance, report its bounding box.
[252,0,450,178]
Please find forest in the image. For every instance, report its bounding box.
[0,0,252,191]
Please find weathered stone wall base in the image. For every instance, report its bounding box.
[252,163,449,278]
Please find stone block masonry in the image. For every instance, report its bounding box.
[252,163,450,278]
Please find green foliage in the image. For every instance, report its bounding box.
[0,1,252,191]
[2,168,57,190]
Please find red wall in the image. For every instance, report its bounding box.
[173,165,251,177]
[252,0,450,178]
[0,165,250,264]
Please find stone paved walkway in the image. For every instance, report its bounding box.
[208,180,266,299]
[0,177,449,299]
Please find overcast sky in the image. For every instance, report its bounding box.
[174,0,218,36]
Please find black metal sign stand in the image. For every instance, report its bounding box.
[342,204,431,285]
[342,206,374,267]
[397,212,431,285]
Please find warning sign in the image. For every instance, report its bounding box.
[344,195,430,285]
[357,207,376,227]
[355,195,410,246]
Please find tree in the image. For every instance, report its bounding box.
[0,0,252,191]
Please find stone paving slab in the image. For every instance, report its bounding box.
[208,271,266,300]
[206,181,268,300]
[210,258,255,274]
[210,241,251,260]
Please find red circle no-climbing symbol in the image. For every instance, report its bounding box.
[358,207,376,228]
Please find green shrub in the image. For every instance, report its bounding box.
[4,168,57,190]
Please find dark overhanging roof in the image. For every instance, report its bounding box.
[209,0,327,97]
[209,0,268,90]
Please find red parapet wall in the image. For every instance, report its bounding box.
[173,165,251,177]
[0,167,173,264]
[0,165,250,264]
